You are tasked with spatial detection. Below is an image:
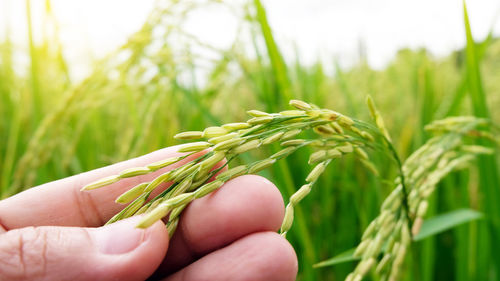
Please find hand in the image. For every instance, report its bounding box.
[0,146,298,281]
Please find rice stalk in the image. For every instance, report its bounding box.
[81,99,498,280]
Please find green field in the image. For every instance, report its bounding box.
[1,1,500,280]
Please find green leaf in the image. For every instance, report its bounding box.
[463,1,500,278]
[313,248,358,268]
[463,0,489,118]
[253,0,292,106]
[414,209,483,241]
[314,209,482,268]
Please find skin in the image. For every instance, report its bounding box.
[0,146,298,281]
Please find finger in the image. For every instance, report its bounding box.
[0,146,211,229]
[0,217,169,281]
[164,232,298,281]
[155,175,285,276]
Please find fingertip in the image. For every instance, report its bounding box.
[257,232,299,280]
[144,219,170,252]
[224,175,285,230]
[181,175,285,253]
[165,231,298,281]
[95,218,169,281]
[138,219,170,273]
[157,175,286,274]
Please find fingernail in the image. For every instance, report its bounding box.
[93,217,146,255]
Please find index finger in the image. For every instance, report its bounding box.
[0,146,204,230]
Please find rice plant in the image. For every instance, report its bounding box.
[83,98,498,280]
[2,0,500,280]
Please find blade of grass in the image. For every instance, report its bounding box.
[313,248,358,268]
[414,209,483,241]
[315,209,483,267]
[253,0,292,107]
[463,2,500,279]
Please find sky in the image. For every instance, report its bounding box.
[1,0,499,80]
[265,0,500,68]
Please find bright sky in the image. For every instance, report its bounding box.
[1,0,499,79]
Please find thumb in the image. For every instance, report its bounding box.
[0,217,169,281]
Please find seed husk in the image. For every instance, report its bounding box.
[202,127,228,138]
[216,165,248,180]
[281,139,306,146]
[137,203,172,228]
[280,110,306,116]
[213,137,244,151]
[222,122,251,131]
[119,167,151,178]
[174,131,204,140]
[208,132,239,144]
[115,182,148,204]
[147,157,182,171]
[248,158,276,174]
[230,139,261,154]
[306,162,328,182]
[81,175,120,191]
[200,152,226,172]
[289,99,312,110]
[195,180,224,197]
[262,131,285,145]
[271,146,297,160]
[247,109,271,117]
[178,142,211,152]
[144,171,172,192]
[248,116,274,125]
[281,129,302,140]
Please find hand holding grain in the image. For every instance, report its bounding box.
[0,146,297,281]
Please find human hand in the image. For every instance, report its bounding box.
[0,146,298,281]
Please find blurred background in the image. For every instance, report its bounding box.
[1,0,500,280]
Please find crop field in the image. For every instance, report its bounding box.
[1,0,500,280]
